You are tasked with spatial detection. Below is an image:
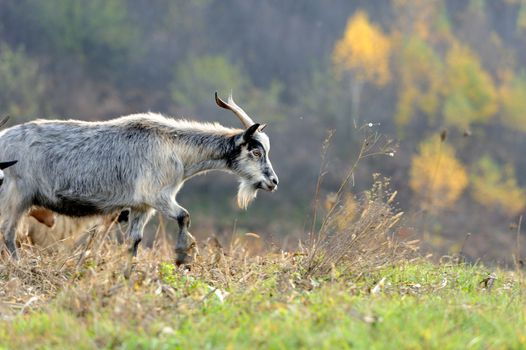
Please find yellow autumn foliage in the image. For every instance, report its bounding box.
[471,156,526,216]
[332,10,391,85]
[518,1,526,32]
[410,136,468,211]
[500,73,526,133]
[443,43,498,129]
[394,36,443,129]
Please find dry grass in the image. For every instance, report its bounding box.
[0,176,413,324]
[0,221,300,322]
[302,175,418,279]
[0,180,416,331]
[300,124,412,279]
[2,182,525,348]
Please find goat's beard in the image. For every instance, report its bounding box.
[237,179,258,210]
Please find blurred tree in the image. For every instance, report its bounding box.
[443,43,498,129]
[410,136,468,211]
[0,43,45,120]
[298,67,348,128]
[394,36,443,131]
[517,0,526,32]
[203,0,356,93]
[333,11,391,85]
[171,55,249,115]
[171,55,285,124]
[392,0,453,46]
[500,72,526,133]
[456,0,515,78]
[332,10,391,131]
[242,80,286,124]
[471,155,526,216]
[3,0,138,77]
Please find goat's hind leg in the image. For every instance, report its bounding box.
[0,196,28,259]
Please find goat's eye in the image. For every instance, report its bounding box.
[251,149,262,158]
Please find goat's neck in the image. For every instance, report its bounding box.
[180,131,235,179]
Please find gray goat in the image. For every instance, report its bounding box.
[0,93,278,264]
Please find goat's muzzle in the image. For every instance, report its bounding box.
[257,175,279,192]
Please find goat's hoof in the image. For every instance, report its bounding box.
[175,254,190,266]
[123,261,137,279]
[175,251,195,266]
[6,244,19,261]
[175,241,198,266]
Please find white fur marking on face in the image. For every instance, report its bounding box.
[0,170,4,182]
[254,132,270,152]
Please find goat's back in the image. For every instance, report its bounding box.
[0,115,185,215]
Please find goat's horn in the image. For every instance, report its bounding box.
[215,92,254,128]
[0,115,10,128]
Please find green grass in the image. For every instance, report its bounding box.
[1,261,524,349]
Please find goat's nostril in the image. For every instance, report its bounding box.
[271,177,278,185]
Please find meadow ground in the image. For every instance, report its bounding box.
[0,236,524,350]
[0,181,524,349]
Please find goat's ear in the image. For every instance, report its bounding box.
[258,123,267,132]
[0,160,17,170]
[243,123,260,143]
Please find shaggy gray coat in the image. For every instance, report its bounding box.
[0,112,277,263]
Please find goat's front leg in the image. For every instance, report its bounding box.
[128,208,155,256]
[174,207,198,265]
[155,197,197,265]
